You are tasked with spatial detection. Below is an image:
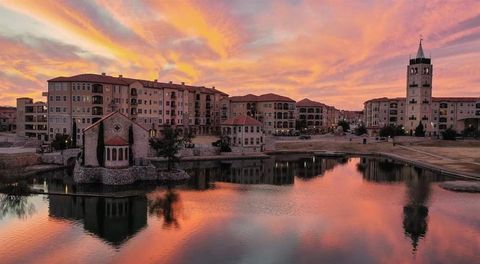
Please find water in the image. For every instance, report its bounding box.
[0,156,479,264]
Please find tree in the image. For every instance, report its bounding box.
[379,124,405,138]
[97,122,105,167]
[183,129,195,147]
[414,121,425,137]
[296,119,307,131]
[337,120,350,132]
[71,121,77,148]
[128,125,134,166]
[81,133,85,166]
[354,124,367,136]
[51,134,70,151]
[149,126,184,171]
[442,126,457,140]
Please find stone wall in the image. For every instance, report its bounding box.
[0,152,41,169]
[178,146,219,157]
[73,163,190,185]
[41,148,81,165]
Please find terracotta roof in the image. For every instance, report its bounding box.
[222,115,263,126]
[364,97,406,103]
[105,135,129,146]
[230,93,295,102]
[296,98,327,107]
[47,73,228,96]
[432,97,479,102]
[83,111,148,133]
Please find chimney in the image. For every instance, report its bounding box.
[169,81,173,84]
[154,79,158,82]
[181,82,185,85]
[212,86,215,90]
[118,74,123,78]
[101,72,106,76]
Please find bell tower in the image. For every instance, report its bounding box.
[405,38,433,135]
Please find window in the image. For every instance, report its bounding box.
[119,148,123,161]
[106,148,110,160]
[112,148,117,161]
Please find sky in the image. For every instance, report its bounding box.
[0,0,480,110]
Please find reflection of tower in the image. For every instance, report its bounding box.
[359,157,406,182]
[48,195,147,246]
[402,167,431,253]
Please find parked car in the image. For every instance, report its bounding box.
[299,135,311,140]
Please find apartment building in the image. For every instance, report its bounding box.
[296,98,328,131]
[221,115,265,152]
[16,97,48,140]
[229,93,296,135]
[46,73,228,144]
[363,40,480,136]
[0,106,16,132]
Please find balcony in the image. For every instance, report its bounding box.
[171,93,176,99]
[422,99,429,104]
[408,116,416,120]
[206,103,211,109]
[171,111,177,116]
[92,84,103,93]
[409,84,418,88]
[422,83,430,87]
[92,95,103,105]
[130,99,137,106]
[195,111,200,118]
[409,99,417,104]
[195,118,200,125]
[130,88,138,96]
[195,102,200,109]
[171,102,176,108]
[422,116,428,121]
[92,107,103,116]
[206,119,211,125]
[206,96,211,102]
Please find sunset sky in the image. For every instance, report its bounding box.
[1,0,480,109]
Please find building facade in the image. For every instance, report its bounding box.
[46,73,228,144]
[0,106,16,132]
[83,111,149,168]
[364,41,480,136]
[221,115,265,152]
[229,93,296,135]
[16,97,48,140]
[296,98,329,131]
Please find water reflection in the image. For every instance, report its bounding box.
[0,194,36,220]
[403,168,431,253]
[48,195,147,246]
[148,187,182,228]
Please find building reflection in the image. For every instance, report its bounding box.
[48,195,147,246]
[403,167,432,253]
[181,155,343,189]
[357,157,435,253]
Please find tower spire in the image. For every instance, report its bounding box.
[416,36,425,59]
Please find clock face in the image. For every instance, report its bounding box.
[113,123,123,134]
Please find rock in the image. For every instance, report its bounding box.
[439,181,480,193]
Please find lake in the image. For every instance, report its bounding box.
[0,155,478,264]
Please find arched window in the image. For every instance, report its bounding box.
[112,148,117,161]
[106,148,110,161]
[125,148,129,160]
[119,148,124,161]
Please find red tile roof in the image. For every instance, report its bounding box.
[432,97,479,102]
[83,111,148,133]
[105,135,129,146]
[296,98,327,107]
[48,73,228,96]
[229,93,295,102]
[222,115,263,126]
[364,97,406,103]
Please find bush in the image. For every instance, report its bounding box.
[51,134,70,150]
[337,120,350,132]
[355,124,367,136]
[379,125,405,138]
[415,122,425,137]
[442,126,457,140]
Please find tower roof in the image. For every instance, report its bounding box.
[416,38,425,59]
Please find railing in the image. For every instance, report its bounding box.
[409,100,417,104]
[409,84,418,87]
[422,100,429,104]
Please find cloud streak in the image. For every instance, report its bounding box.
[0,0,479,109]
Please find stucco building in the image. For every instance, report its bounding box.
[46,73,228,145]
[229,93,296,135]
[16,97,48,140]
[83,111,149,168]
[221,115,265,152]
[0,106,16,132]
[363,40,480,136]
